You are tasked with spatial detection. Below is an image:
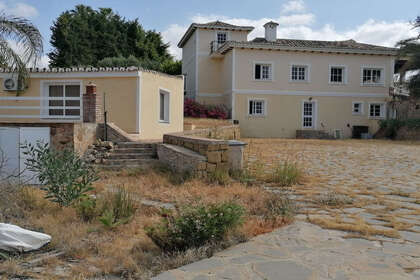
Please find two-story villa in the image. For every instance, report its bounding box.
[178,21,398,138]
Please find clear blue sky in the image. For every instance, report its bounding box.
[3,0,419,63]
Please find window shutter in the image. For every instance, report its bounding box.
[255,65,261,80]
[249,100,253,115]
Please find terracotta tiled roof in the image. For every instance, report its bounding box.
[177,21,254,48]
[216,38,397,56]
[0,66,183,78]
[251,38,396,52]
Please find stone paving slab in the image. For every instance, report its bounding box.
[152,222,419,280]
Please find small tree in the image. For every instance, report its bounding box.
[21,142,99,206]
[396,16,420,98]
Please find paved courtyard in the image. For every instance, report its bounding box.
[154,139,420,279]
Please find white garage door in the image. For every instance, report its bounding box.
[0,127,20,182]
[0,127,50,185]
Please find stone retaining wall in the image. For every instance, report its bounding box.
[182,125,240,140]
[162,134,229,176]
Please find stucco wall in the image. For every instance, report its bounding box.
[182,31,197,99]
[235,93,384,138]
[233,48,394,93]
[139,71,184,140]
[0,76,138,133]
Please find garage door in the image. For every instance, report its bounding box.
[0,127,50,185]
[0,127,20,182]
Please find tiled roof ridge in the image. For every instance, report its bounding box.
[0,66,183,79]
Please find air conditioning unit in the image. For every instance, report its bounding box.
[3,75,20,91]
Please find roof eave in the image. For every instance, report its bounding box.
[218,42,398,56]
[177,24,255,48]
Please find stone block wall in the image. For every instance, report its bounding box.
[162,134,230,177]
[182,125,240,140]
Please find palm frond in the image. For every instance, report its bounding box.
[0,13,43,66]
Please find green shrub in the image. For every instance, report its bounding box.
[146,202,245,252]
[75,196,98,222]
[21,142,99,206]
[99,188,136,229]
[379,119,420,138]
[270,161,302,186]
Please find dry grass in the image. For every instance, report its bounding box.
[0,163,293,279]
[309,216,400,238]
[184,117,232,129]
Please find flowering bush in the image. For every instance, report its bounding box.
[184,98,228,119]
[145,201,244,251]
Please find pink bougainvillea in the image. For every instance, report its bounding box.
[184,98,228,119]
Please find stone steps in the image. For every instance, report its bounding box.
[95,159,159,170]
[113,147,155,154]
[102,158,157,166]
[116,142,156,149]
[108,153,156,159]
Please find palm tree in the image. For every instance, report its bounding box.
[396,16,420,98]
[0,13,43,90]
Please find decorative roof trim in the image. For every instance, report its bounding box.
[178,22,254,48]
[0,66,183,79]
[216,41,398,56]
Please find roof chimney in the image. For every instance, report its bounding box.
[264,21,279,42]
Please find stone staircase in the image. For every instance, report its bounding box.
[98,142,158,169]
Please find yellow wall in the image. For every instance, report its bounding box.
[0,76,138,133]
[235,93,385,138]
[139,71,184,140]
[234,48,394,93]
[0,71,184,139]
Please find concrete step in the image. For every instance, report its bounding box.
[94,160,159,170]
[116,142,157,149]
[108,153,156,160]
[113,147,155,154]
[102,158,156,166]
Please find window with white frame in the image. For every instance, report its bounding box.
[302,101,315,128]
[159,89,170,122]
[43,83,81,118]
[330,66,345,83]
[217,31,227,45]
[369,103,385,118]
[248,99,266,116]
[362,68,383,85]
[352,102,363,115]
[254,63,272,81]
[291,65,308,81]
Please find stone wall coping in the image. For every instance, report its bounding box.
[228,140,247,146]
[181,125,240,136]
[161,144,206,161]
[164,134,229,145]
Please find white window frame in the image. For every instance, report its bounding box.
[352,101,364,115]
[290,63,311,83]
[40,80,82,119]
[301,100,317,129]
[253,61,274,82]
[361,65,385,86]
[215,31,229,45]
[329,64,348,85]
[248,98,267,117]
[158,88,170,123]
[368,102,386,119]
